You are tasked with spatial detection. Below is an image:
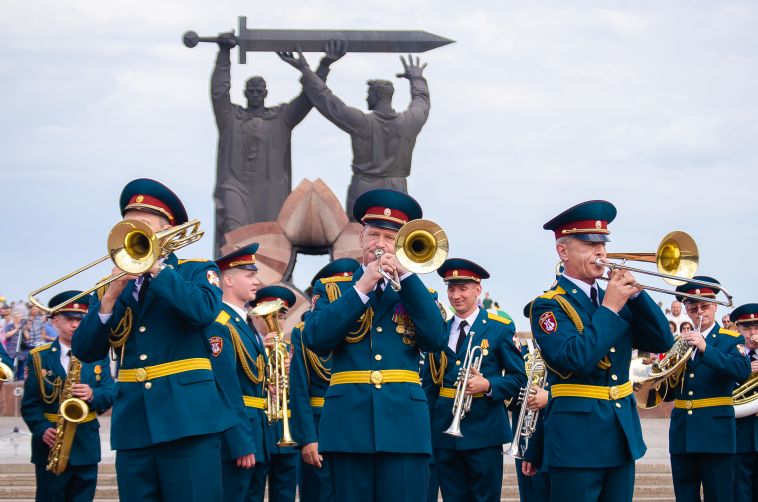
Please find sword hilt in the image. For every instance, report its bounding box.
[183,31,238,49]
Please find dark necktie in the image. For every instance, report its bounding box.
[749,350,757,362]
[138,273,152,304]
[375,281,384,301]
[590,287,599,308]
[455,321,469,353]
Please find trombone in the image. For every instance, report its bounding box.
[28,219,204,314]
[593,231,733,307]
[374,219,449,292]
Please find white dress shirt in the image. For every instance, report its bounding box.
[448,308,480,352]
[58,339,72,374]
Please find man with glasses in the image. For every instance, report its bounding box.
[666,278,751,500]
[730,303,758,501]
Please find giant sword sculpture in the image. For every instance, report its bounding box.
[184,16,454,63]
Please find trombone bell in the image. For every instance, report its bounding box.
[395,219,449,275]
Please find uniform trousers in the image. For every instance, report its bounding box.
[514,458,550,502]
[222,460,256,501]
[115,433,222,502]
[549,463,634,502]
[435,446,503,502]
[248,453,298,502]
[299,455,333,502]
[671,453,734,501]
[734,452,758,501]
[328,452,430,502]
[35,463,97,502]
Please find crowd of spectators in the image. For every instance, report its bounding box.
[0,298,58,380]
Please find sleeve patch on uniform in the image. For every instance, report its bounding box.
[210,336,224,357]
[311,294,320,310]
[207,270,220,287]
[737,344,746,356]
[538,311,558,334]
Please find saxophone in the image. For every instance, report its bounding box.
[46,356,90,475]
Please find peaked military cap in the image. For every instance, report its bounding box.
[730,303,758,325]
[674,276,721,303]
[216,242,259,272]
[120,178,189,225]
[352,189,422,231]
[543,200,617,242]
[252,285,297,310]
[437,258,490,284]
[310,257,360,287]
[49,290,89,319]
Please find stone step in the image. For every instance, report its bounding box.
[0,464,116,474]
[0,487,118,498]
[0,473,117,486]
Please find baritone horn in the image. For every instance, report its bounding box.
[374,219,449,292]
[28,219,204,314]
[249,299,296,447]
[593,231,733,307]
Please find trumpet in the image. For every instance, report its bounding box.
[373,219,449,292]
[29,219,204,314]
[506,340,547,458]
[0,361,14,383]
[443,332,483,438]
[630,315,702,409]
[249,299,296,447]
[593,231,732,307]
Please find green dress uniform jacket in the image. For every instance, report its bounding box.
[302,268,448,454]
[290,321,331,447]
[22,339,114,467]
[529,276,674,468]
[667,324,750,455]
[72,253,235,450]
[207,303,268,462]
[422,308,526,450]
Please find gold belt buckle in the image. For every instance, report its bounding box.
[608,385,620,400]
[135,368,148,382]
[370,370,383,389]
[685,400,693,410]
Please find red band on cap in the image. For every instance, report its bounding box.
[217,254,256,271]
[126,194,175,223]
[258,297,290,308]
[736,313,758,323]
[554,219,609,239]
[683,287,715,296]
[443,269,481,282]
[362,206,409,226]
[59,302,88,313]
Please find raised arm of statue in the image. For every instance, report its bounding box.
[397,55,431,130]
[279,46,367,135]
[210,32,237,130]
[279,40,348,129]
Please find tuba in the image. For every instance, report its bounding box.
[29,218,204,314]
[443,332,483,437]
[374,219,448,292]
[47,356,89,475]
[733,374,758,418]
[249,299,296,447]
[630,316,702,408]
[506,339,547,458]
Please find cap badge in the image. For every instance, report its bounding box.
[136,195,144,203]
[383,208,391,216]
[73,303,79,309]
[595,220,602,229]
[695,288,700,294]
[751,314,755,319]
[452,270,459,277]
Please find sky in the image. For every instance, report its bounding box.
[2,1,757,330]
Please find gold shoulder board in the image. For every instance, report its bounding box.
[320,276,353,284]
[178,258,210,265]
[215,311,231,325]
[719,328,740,337]
[294,321,305,330]
[487,312,512,325]
[539,286,567,300]
[29,343,52,355]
